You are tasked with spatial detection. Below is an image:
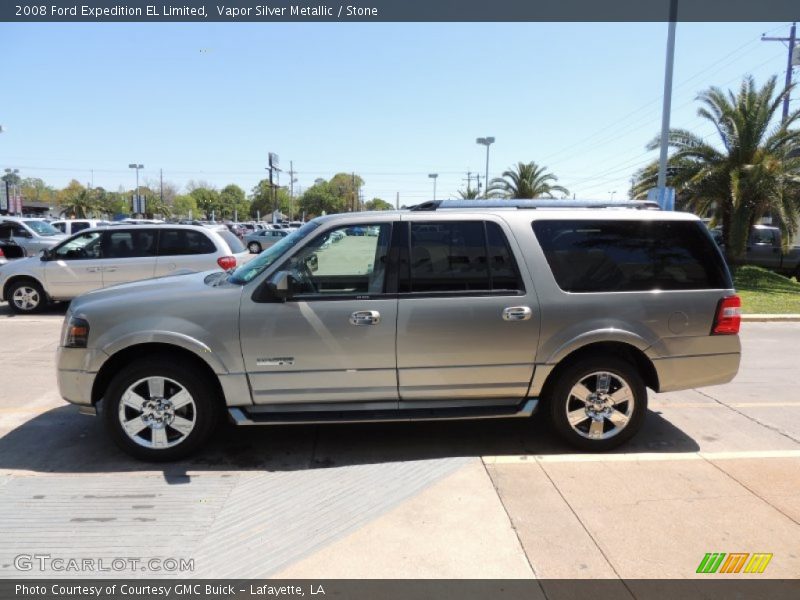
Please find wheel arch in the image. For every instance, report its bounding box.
[538,341,660,403]
[91,342,226,408]
[2,274,47,303]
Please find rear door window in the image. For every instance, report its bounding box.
[103,229,158,259]
[532,219,731,292]
[158,229,217,256]
[401,220,524,294]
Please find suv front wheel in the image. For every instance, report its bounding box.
[548,356,647,451]
[8,279,47,314]
[103,358,219,461]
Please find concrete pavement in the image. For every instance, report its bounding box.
[0,306,798,579]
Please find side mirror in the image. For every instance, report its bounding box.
[40,248,52,261]
[266,271,292,301]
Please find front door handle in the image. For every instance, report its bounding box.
[86,267,101,273]
[104,266,118,272]
[503,306,532,321]
[350,310,381,326]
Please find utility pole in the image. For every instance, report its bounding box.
[656,0,678,207]
[159,168,163,203]
[762,22,797,122]
[352,172,357,211]
[396,191,399,209]
[475,173,482,196]
[287,160,296,219]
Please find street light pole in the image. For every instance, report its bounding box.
[128,163,144,214]
[476,137,495,198]
[656,0,677,201]
[428,173,438,201]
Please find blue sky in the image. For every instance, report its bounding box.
[0,21,796,205]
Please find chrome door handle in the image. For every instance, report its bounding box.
[350,310,381,326]
[86,267,101,272]
[104,266,117,272]
[503,306,532,321]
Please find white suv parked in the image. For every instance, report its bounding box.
[0,224,250,313]
[50,219,110,236]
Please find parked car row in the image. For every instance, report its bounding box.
[711,224,800,277]
[0,223,250,313]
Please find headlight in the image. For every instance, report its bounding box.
[64,317,90,348]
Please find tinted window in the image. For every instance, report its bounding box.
[158,229,216,256]
[404,221,523,293]
[750,228,777,245]
[72,221,90,233]
[103,229,157,259]
[532,220,731,292]
[52,222,66,233]
[217,229,246,254]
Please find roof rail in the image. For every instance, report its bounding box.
[408,199,661,211]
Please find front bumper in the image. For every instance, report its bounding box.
[56,346,106,407]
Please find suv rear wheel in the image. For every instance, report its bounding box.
[8,279,47,314]
[103,358,219,461]
[548,356,647,451]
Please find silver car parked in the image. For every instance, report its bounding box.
[56,200,741,460]
[244,228,289,253]
[0,217,66,255]
[1,224,249,313]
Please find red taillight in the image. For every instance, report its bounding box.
[712,295,741,335]
[217,256,237,270]
[0,248,4,258]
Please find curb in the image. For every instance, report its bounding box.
[742,314,800,322]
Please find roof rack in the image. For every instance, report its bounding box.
[408,199,661,211]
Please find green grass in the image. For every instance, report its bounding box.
[733,265,800,314]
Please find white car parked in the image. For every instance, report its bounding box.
[0,224,250,313]
[50,219,111,236]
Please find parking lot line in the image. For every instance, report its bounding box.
[483,449,800,464]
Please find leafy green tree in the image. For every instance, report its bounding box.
[632,75,800,262]
[173,194,199,218]
[20,178,56,204]
[488,162,569,199]
[364,198,394,211]
[298,180,344,216]
[328,172,364,211]
[189,186,221,220]
[250,180,293,219]
[218,184,248,219]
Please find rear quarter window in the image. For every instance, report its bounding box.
[217,229,246,254]
[532,219,732,292]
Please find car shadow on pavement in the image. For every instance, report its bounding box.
[0,301,69,318]
[0,404,699,479]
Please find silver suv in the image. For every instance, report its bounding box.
[56,200,741,460]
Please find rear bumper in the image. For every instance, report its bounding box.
[652,352,741,392]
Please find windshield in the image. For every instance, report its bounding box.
[228,221,320,285]
[24,220,62,236]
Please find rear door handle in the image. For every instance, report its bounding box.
[104,266,118,272]
[503,306,532,321]
[350,310,381,326]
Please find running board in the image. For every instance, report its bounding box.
[228,398,539,426]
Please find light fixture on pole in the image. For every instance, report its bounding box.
[428,173,438,201]
[609,191,617,200]
[128,163,144,214]
[476,137,495,198]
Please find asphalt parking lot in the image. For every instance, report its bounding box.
[0,303,798,580]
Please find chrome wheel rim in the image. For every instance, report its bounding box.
[565,371,635,440]
[12,286,40,311]
[248,243,260,253]
[118,376,196,449]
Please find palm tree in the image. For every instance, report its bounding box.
[632,75,800,262]
[488,161,569,199]
[59,188,99,219]
[456,186,480,199]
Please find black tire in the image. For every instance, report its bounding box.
[547,356,647,452]
[103,357,220,461]
[7,279,47,314]
[248,242,262,254]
